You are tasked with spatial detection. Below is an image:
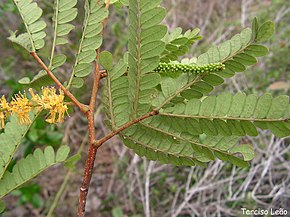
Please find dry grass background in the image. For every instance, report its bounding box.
[0,0,289,216]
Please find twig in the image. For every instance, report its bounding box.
[78,106,102,217]
[94,110,159,148]
[78,109,158,216]
[88,0,111,109]
[30,52,88,114]
[77,1,111,216]
[77,134,98,217]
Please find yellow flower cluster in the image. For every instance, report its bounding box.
[0,87,68,129]
[10,92,32,125]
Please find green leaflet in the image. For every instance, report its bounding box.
[256,20,275,42]
[102,55,130,129]
[54,0,77,44]
[161,27,202,62]
[120,120,253,167]
[159,93,290,138]
[68,0,109,89]
[49,0,77,69]
[0,112,39,180]
[0,145,70,199]
[128,0,167,119]
[8,32,33,52]
[18,70,54,91]
[99,51,113,71]
[9,0,47,52]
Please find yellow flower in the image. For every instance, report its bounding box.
[10,92,32,125]
[0,87,68,128]
[31,87,68,124]
[29,88,41,103]
[0,96,10,111]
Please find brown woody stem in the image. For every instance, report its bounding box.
[78,111,159,216]
[77,111,97,217]
[77,1,111,216]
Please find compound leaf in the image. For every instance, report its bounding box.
[128,0,167,119]
[0,112,39,180]
[69,0,109,88]
[9,0,47,52]
[0,146,70,199]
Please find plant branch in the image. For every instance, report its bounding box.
[30,52,88,114]
[77,1,111,217]
[89,61,102,111]
[89,0,110,111]
[78,111,97,217]
[94,110,159,148]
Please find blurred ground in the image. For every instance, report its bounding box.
[0,0,289,216]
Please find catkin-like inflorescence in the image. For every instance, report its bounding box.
[154,62,225,75]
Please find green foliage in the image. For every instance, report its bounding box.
[18,70,54,90]
[8,0,47,52]
[102,5,289,167]
[17,0,78,90]
[0,112,39,180]
[161,27,202,62]
[256,20,275,42]
[25,117,64,148]
[121,125,252,167]
[51,0,77,49]
[112,206,124,217]
[2,1,290,215]
[102,55,129,129]
[159,93,289,137]
[112,0,129,7]
[4,0,289,199]
[196,21,274,80]
[100,51,114,71]
[127,0,167,119]
[151,19,276,110]
[68,0,109,88]
[0,145,70,199]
